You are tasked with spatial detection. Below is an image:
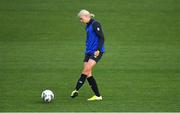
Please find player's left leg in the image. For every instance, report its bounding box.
[86,59,102,101]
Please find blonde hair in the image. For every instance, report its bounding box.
[77,9,95,18]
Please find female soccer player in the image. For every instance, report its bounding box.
[71,9,105,101]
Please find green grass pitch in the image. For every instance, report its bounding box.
[0,0,180,112]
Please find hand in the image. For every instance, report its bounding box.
[94,50,100,58]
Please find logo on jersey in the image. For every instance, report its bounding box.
[97,27,100,31]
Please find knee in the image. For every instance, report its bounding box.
[82,66,91,76]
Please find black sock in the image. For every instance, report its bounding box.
[87,76,101,97]
[75,74,87,91]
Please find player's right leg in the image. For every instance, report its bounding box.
[71,90,79,98]
[71,61,94,98]
[71,54,90,98]
[71,72,87,98]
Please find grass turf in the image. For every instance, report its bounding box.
[0,0,180,112]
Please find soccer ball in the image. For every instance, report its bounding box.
[41,89,54,103]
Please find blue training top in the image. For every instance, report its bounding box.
[85,21,105,54]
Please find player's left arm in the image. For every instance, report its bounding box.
[92,21,105,57]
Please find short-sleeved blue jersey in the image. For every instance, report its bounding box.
[85,21,105,54]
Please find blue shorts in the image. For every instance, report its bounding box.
[83,52,104,63]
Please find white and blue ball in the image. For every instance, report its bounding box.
[41,89,54,103]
